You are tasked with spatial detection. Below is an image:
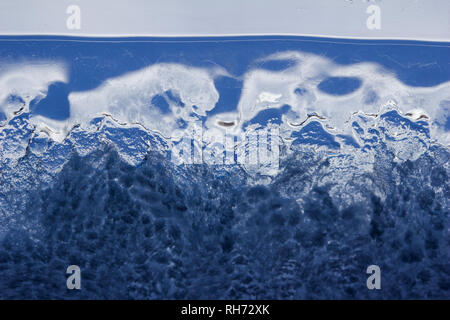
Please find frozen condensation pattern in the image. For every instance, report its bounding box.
[0,42,449,299]
[0,121,448,299]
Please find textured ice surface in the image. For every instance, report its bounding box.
[0,37,448,299]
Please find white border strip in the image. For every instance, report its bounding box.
[1,0,449,42]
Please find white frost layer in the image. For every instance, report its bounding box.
[236,51,450,146]
[0,52,449,166]
[68,63,222,141]
[0,62,67,117]
[0,62,68,162]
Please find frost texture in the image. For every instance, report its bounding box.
[0,45,449,299]
[0,112,448,299]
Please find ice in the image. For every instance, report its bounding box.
[0,45,448,299]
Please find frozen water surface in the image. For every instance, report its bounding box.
[0,36,448,299]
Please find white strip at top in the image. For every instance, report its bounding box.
[0,0,449,42]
